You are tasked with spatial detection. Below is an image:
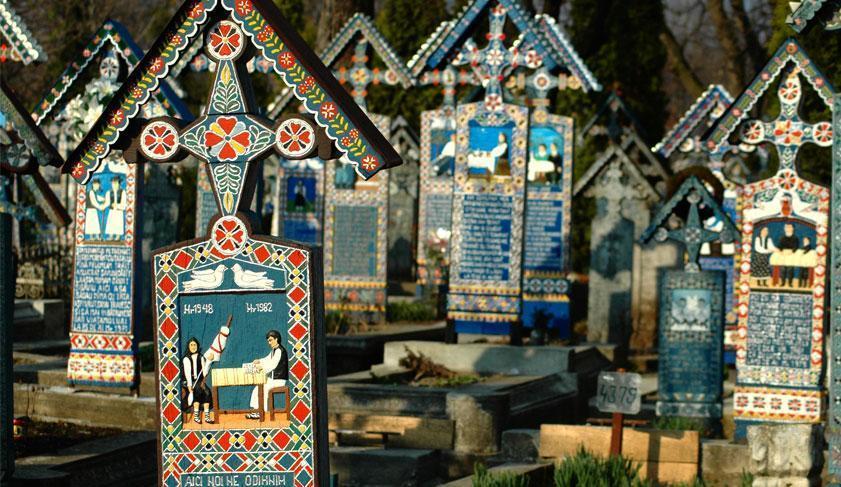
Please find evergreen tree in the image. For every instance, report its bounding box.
[553,0,668,274]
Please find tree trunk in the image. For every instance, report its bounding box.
[660,28,704,98]
[731,0,764,74]
[316,0,373,52]
[707,0,744,93]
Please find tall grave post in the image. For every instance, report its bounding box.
[652,84,747,363]
[704,38,833,438]
[786,5,841,479]
[268,14,414,322]
[574,92,673,350]
[60,1,400,483]
[32,20,192,390]
[0,6,50,479]
[640,172,737,423]
[517,14,601,338]
[0,81,69,482]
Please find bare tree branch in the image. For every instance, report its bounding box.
[660,27,704,98]
[731,0,764,74]
[707,0,744,92]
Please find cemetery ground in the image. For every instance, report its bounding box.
[11,294,816,486]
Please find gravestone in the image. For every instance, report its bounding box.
[447,101,528,335]
[0,80,68,481]
[574,93,674,349]
[388,116,420,283]
[787,7,841,480]
[62,2,401,484]
[32,20,191,389]
[272,156,324,245]
[652,84,746,363]
[640,173,737,419]
[705,39,832,437]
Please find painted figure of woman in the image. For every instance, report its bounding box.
[104,176,126,240]
[182,338,215,424]
[752,226,776,287]
[84,179,108,240]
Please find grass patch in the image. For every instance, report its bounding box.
[386,300,436,322]
[473,463,530,487]
[554,447,648,486]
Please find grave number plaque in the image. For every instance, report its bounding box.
[596,372,641,415]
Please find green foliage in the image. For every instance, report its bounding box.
[553,448,649,487]
[325,311,352,335]
[424,374,480,388]
[740,470,754,487]
[386,300,437,322]
[473,463,530,487]
[652,416,706,433]
[557,0,668,273]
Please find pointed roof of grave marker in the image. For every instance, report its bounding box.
[407,0,560,76]
[787,0,841,32]
[268,12,414,117]
[572,134,663,201]
[0,80,70,226]
[33,19,192,126]
[0,80,62,169]
[704,38,835,154]
[60,0,402,184]
[639,170,738,269]
[0,0,45,64]
[533,14,600,93]
[579,90,649,145]
[653,84,733,158]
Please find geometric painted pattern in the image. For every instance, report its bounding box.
[154,226,320,486]
[62,0,400,184]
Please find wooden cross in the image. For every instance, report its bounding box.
[128,20,333,222]
[739,66,833,172]
[334,37,401,110]
[417,65,475,109]
[451,3,540,111]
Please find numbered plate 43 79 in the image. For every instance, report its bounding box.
[596,371,642,415]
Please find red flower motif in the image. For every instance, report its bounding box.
[130,85,143,100]
[144,125,178,157]
[235,0,253,16]
[257,25,274,43]
[148,57,164,75]
[204,117,251,161]
[214,219,245,252]
[813,122,832,145]
[773,120,803,145]
[278,52,295,69]
[110,109,125,126]
[71,163,85,179]
[319,102,337,121]
[277,121,313,156]
[208,22,242,59]
[348,129,358,139]
[341,136,352,147]
[168,34,183,46]
[361,154,379,172]
[189,2,205,19]
[297,76,315,95]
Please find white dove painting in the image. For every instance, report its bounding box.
[231,264,275,290]
[182,264,228,292]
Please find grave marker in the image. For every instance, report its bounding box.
[652,84,748,363]
[60,2,400,484]
[60,0,400,486]
[388,116,420,282]
[640,172,737,419]
[0,80,68,482]
[704,38,832,437]
[574,93,673,348]
[32,20,191,389]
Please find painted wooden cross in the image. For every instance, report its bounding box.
[130,20,334,220]
[641,175,738,271]
[739,66,833,170]
[451,3,541,111]
[335,37,396,109]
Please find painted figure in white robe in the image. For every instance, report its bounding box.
[247,330,288,419]
[84,179,108,239]
[104,176,127,240]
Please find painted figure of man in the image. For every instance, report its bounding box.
[247,330,288,419]
[777,223,799,287]
[105,176,126,240]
